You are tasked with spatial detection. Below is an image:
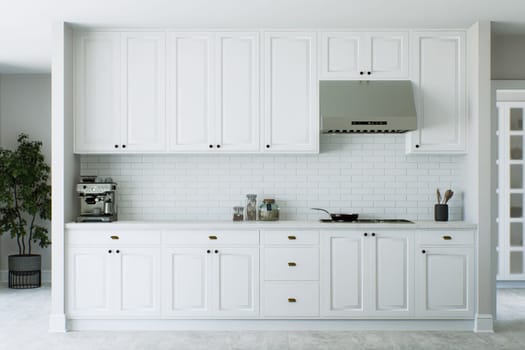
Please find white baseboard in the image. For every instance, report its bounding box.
[474,314,494,333]
[0,270,51,283]
[49,314,67,333]
[68,319,475,332]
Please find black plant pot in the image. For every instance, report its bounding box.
[434,204,449,222]
[8,254,42,289]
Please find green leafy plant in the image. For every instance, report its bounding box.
[0,134,51,255]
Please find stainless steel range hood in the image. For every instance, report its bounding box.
[320,80,417,133]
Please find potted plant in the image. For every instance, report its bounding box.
[0,134,51,288]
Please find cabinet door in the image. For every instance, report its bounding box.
[213,247,259,317]
[162,247,212,317]
[367,32,408,78]
[215,33,260,152]
[74,32,121,153]
[263,32,319,153]
[320,32,365,78]
[167,32,215,151]
[369,231,414,316]
[407,31,466,154]
[115,247,161,316]
[321,232,367,316]
[66,247,113,317]
[121,33,166,152]
[415,247,474,317]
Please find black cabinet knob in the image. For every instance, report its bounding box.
[216,145,221,148]
[209,145,213,148]
[422,250,426,254]
[116,250,120,254]
[214,250,219,254]
[114,145,119,149]
[364,233,368,237]
[371,233,376,237]
[108,250,112,254]
[122,145,126,149]
[266,144,270,149]
[360,71,364,75]
[207,250,211,254]
[415,144,420,148]
[367,71,371,75]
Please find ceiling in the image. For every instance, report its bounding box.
[1,0,525,73]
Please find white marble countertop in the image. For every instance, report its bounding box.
[65,220,477,230]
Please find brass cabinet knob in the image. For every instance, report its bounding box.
[288,262,297,267]
[209,235,218,240]
[110,235,119,240]
[288,298,297,303]
[442,235,452,240]
[287,235,297,240]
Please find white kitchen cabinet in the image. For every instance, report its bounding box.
[321,230,413,317]
[407,31,467,154]
[120,32,166,152]
[74,32,121,153]
[320,32,408,79]
[263,32,319,153]
[67,246,161,318]
[74,31,166,153]
[162,245,259,318]
[167,32,259,152]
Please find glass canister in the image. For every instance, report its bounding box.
[246,194,257,221]
[233,206,244,221]
[258,199,279,221]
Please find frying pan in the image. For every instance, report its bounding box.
[311,208,359,222]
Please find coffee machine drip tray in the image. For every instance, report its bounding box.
[76,215,115,223]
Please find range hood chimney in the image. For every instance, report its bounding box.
[320,80,417,134]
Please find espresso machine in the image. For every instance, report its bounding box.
[76,176,117,222]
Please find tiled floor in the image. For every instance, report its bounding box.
[1,284,525,349]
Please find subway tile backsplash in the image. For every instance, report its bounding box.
[80,134,465,221]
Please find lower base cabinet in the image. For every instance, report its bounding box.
[67,246,161,318]
[161,246,259,318]
[415,246,475,317]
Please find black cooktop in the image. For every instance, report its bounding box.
[320,219,414,224]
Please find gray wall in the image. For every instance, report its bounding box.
[492,34,525,79]
[0,74,52,278]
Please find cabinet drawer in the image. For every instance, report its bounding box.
[163,230,259,245]
[263,283,319,317]
[67,230,161,246]
[262,230,319,245]
[418,230,474,245]
[264,247,319,281]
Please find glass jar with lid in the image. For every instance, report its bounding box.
[233,206,244,221]
[258,199,279,221]
[246,194,257,221]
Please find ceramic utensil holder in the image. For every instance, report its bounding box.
[434,204,448,221]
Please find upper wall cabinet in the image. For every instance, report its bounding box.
[320,32,409,79]
[74,32,166,153]
[263,32,319,153]
[406,31,467,154]
[74,32,122,153]
[166,32,260,152]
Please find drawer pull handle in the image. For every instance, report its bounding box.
[288,235,297,240]
[288,298,297,303]
[209,235,218,240]
[288,262,297,267]
[110,235,119,240]
[442,235,452,240]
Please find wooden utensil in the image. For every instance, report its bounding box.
[443,189,454,204]
[436,188,442,204]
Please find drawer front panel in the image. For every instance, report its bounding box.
[163,230,259,245]
[418,230,474,245]
[262,230,319,245]
[264,247,319,281]
[67,230,161,245]
[263,283,320,317]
